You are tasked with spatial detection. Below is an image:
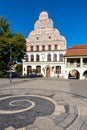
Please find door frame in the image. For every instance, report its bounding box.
[45,65,51,77]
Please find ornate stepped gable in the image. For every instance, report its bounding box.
[26,11,66,50]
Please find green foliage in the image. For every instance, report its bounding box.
[0,71,6,78]
[12,33,26,62]
[0,16,26,77]
[15,64,22,75]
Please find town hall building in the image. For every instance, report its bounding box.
[23,11,67,77]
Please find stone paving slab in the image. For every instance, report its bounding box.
[0,78,87,130]
[80,119,87,130]
[34,117,63,130]
[5,127,15,130]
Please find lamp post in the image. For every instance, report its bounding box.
[9,45,12,83]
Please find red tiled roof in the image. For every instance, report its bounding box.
[64,45,87,57]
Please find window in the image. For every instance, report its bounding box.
[49,36,51,39]
[36,66,41,73]
[36,54,40,61]
[31,46,33,51]
[36,46,39,51]
[42,45,45,51]
[25,55,28,62]
[27,66,32,75]
[59,54,63,61]
[77,59,80,63]
[37,37,39,40]
[56,66,61,74]
[53,54,57,61]
[83,58,87,64]
[70,59,74,64]
[31,55,34,62]
[47,53,51,61]
[48,45,51,51]
[77,59,80,66]
[54,45,57,50]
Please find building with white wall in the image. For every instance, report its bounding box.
[23,11,67,77]
[64,45,87,79]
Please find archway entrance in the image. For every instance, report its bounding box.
[83,70,87,78]
[68,69,80,79]
[46,67,50,77]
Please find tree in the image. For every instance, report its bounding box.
[15,64,22,75]
[0,16,26,77]
[12,33,26,62]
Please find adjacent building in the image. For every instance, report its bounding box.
[64,45,87,79]
[23,11,67,77]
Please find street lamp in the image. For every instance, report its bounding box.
[9,45,12,83]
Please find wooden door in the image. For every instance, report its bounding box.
[46,67,50,77]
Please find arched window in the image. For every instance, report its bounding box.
[59,54,63,62]
[27,66,32,75]
[53,54,57,61]
[36,54,40,61]
[31,55,34,62]
[25,55,28,62]
[36,66,41,74]
[56,66,61,74]
[47,53,51,61]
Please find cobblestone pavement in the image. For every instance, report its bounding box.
[0,78,87,130]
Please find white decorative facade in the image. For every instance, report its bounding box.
[23,11,67,77]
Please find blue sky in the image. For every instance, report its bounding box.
[0,0,87,49]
